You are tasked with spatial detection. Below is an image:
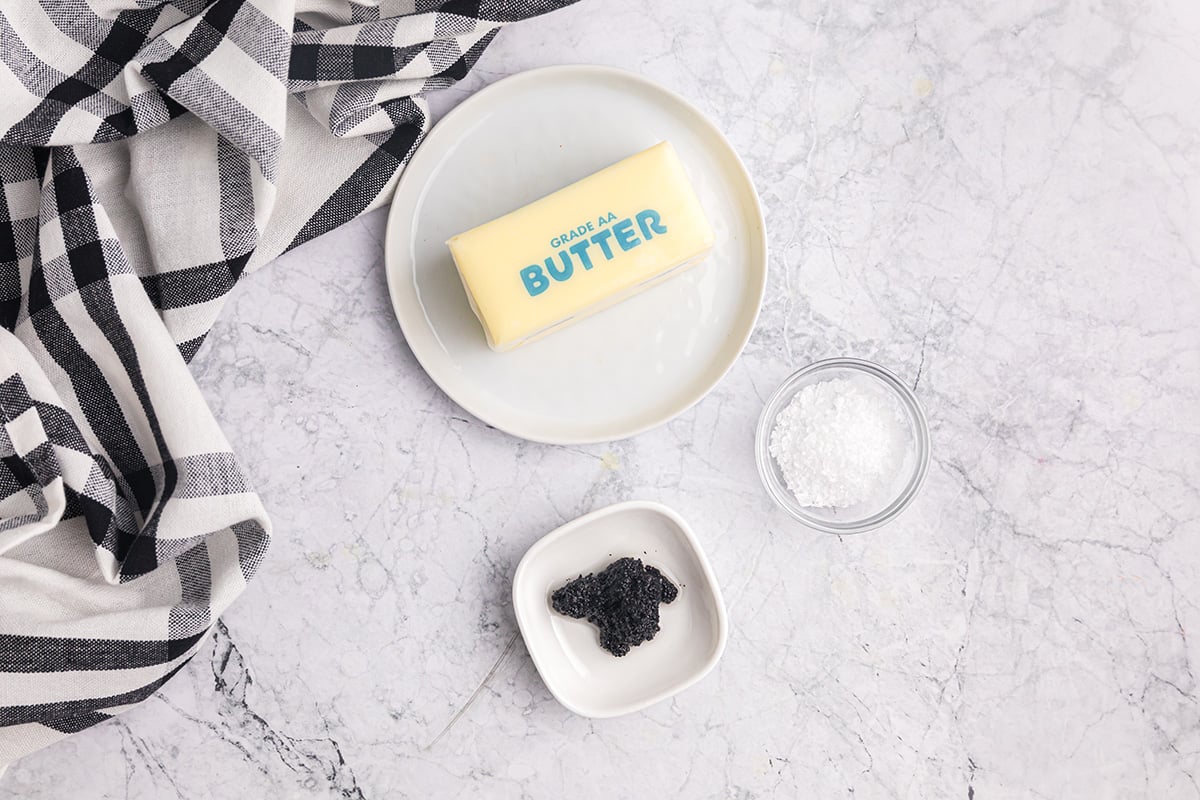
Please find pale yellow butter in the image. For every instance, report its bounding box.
[446,141,715,351]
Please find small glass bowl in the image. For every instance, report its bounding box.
[755,357,931,534]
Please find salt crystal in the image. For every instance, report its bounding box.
[768,377,908,508]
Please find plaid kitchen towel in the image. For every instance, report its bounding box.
[0,0,576,763]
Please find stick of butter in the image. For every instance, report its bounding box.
[446,141,715,351]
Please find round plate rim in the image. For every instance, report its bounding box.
[383,63,768,445]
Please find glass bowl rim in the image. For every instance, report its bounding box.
[754,357,931,534]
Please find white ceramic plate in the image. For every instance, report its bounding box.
[512,501,728,718]
[384,65,767,444]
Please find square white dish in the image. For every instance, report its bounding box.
[512,501,728,718]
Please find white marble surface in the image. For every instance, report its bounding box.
[7,0,1200,796]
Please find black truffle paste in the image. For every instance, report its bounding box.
[550,557,678,656]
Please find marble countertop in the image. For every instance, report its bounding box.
[8,0,1200,797]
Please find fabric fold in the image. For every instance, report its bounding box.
[0,0,577,764]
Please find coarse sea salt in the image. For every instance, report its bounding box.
[769,377,908,508]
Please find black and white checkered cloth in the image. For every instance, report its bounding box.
[0,0,575,763]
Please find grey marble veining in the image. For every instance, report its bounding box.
[6,0,1200,797]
